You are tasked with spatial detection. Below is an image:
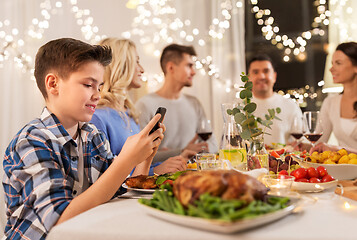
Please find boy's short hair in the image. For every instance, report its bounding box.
[34,38,112,99]
[160,43,196,74]
[247,54,276,72]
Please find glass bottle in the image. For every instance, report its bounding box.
[247,136,269,171]
[219,116,247,170]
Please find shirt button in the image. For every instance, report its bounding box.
[73,190,77,195]
[71,156,78,161]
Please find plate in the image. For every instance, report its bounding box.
[296,159,357,180]
[291,179,338,192]
[122,183,156,193]
[138,198,299,234]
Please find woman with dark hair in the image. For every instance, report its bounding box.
[314,42,357,150]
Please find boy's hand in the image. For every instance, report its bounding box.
[120,114,165,165]
[153,156,187,175]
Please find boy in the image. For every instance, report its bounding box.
[2,38,164,239]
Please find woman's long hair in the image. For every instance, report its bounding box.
[336,42,357,117]
[98,38,139,124]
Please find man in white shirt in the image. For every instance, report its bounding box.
[136,44,218,162]
[247,54,303,146]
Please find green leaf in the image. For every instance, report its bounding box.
[274,116,282,121]
[239,90,246,99]
[261,120,273,129]
[241,75,249,82]
[243,102,257,113]
[241,128,252,140]
[242,117,255,126]
[244,81,253,89]
[232,107,240,115]
[240,90,252,99]
[265,114,270,120]
[276,107,281,114]
[234,112,246,124]
[251,131,263,137]
[268,109,275,118]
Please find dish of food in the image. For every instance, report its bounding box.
[291,179,338,192]
[122,183,156,193]
[123,171,185,191]
[296,160,357,180]
[139,170,299,233]
[138,198,298,234]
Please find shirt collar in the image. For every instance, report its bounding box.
[40,107,95,146]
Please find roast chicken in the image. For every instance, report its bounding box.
[173,170,268,207]
[125,175,157,189]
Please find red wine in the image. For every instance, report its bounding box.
[304,133,322,143]
[291,132,303,140]
[198,132,212,141]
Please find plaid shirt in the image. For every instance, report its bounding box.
[2,108,119,239]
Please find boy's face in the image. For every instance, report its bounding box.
[48,61,104,129]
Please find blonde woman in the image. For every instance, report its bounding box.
[91,38,189,175]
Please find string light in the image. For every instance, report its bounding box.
[250,0,331,62]
[0,0,108,74]
[123,0,244,96]
[329,0,354,42]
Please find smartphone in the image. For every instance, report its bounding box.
[149,107,166,135]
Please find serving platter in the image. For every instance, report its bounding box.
[138,198,299,234]
[291,179,338,192]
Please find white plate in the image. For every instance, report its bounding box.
[122,183,156,193]
[138,198,299,234]
[296,159,357,180]
[291,179,338,192]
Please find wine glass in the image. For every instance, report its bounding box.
[290,116,306,149]
[197,119,212,142]
[303,111,323,147]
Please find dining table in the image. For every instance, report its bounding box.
[47,185,357,240]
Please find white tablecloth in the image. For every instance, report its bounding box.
[47,190,357,240]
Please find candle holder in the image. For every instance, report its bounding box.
[261,174,295,196]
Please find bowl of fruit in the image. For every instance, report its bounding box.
[289,166,337,192]
[298,149,357,180]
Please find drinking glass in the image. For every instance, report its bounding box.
[303,111,323,147]
[290,116,306,148]
[196,153,220,171]
[197,119,212,141]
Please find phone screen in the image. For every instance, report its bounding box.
[149,107,166,135]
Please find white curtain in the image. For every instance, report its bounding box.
[323,0,357,92]
[0,0,245,231]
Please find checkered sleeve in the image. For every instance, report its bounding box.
[3,130,73,238]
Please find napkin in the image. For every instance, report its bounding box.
[335,179,357,201]
[235,168,269,179]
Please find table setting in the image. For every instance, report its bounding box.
[47,74,357,240]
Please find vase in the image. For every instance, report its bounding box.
[247,137,269,171]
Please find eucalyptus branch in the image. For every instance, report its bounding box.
[227,73,281,141]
